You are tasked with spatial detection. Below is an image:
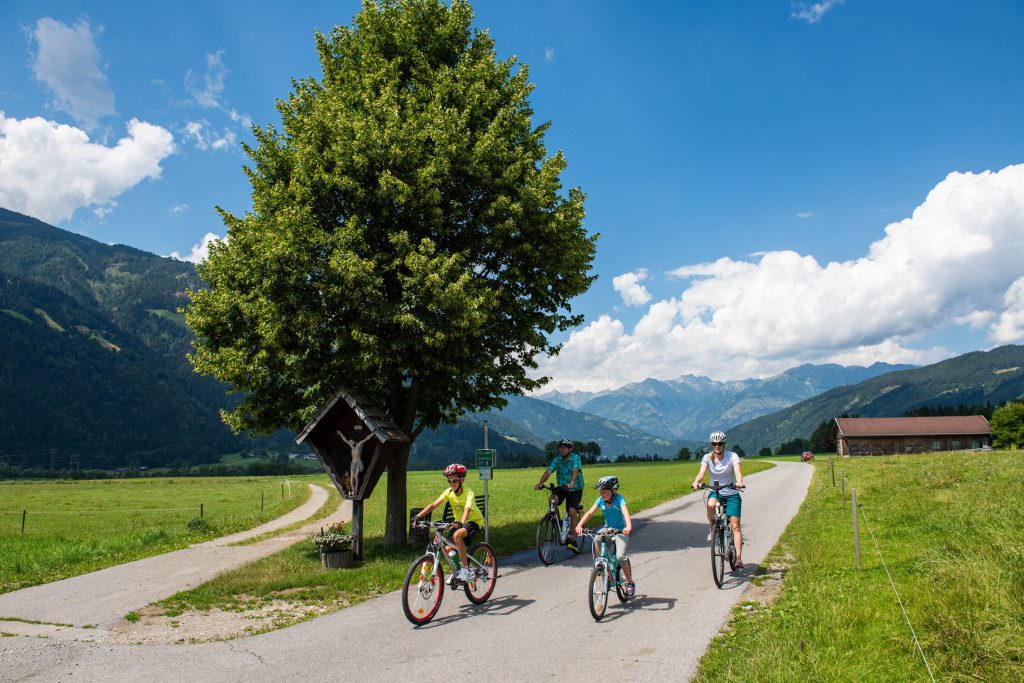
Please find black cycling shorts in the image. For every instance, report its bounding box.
[555,487,584,512]
[449,520,480,545]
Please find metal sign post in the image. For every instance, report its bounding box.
[476,423,496,542]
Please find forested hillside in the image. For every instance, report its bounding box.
[0,208,293,471]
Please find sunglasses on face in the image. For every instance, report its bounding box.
[447,477,462,483]
[713,443,725,447]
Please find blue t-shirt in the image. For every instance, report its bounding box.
[595,493,627,530]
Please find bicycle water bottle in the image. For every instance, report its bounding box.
[448,549,457,564]
[560,515,569,542]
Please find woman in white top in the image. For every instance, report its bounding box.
[691,430,746,568]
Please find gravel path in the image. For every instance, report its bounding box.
[0,483,349,640]
[0,462,811,682]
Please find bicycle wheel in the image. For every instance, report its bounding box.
[711,524,726,588]
[614,564,629,603]
[464,542,497,604]
[588,565,610,620]
[402,554,444,625]
[536,516,558,565]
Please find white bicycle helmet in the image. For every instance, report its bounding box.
[709,431,727,444]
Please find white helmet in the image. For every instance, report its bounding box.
[709,431,727,444]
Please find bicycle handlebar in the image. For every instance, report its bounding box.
[411,520,456,529]
[696,482,746,491]
[538,483,569,493]
[580,527,624,536]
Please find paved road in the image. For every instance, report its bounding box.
[0,462,811,682]
[0,483,348,639]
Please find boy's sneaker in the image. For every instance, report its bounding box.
[566,538,578,552]
[456,567,472,583]
[626,582,636,597]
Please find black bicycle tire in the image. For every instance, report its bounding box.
[464,542,498,604]
[402,553,444,625]
[536,515,559,565]
[614,564,629,603]
[588,565,610,620]
[711,524,726,588]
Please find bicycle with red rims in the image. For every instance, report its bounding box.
[401,520,497,625]
[697,480,746,588]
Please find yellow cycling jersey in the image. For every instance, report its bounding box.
[441,486,484,526]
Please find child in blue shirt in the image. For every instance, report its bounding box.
[575,475,635,597]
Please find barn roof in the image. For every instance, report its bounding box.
[835,415,991,437]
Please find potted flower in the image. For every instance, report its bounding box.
[312,522,355,568]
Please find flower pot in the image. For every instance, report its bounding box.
[321,549,355,569]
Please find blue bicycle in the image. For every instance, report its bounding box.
[581,527,630,620]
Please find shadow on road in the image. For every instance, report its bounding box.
[595,594,678,623]
[416,594,535,628]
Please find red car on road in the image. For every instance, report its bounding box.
[801,451,814,462]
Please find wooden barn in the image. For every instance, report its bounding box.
[834,416,992,456]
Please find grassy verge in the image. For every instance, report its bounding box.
[694,451,1024,683]
[0,475,312,593]
[159,460,774,630]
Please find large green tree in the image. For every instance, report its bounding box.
[990,401,1024,448]
[185,0,597,546]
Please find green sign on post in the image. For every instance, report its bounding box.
[474,448,495,469]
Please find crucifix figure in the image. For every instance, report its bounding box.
[337,427,375,496]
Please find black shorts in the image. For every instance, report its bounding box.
[448,520,480,545]
[555,488,583,512]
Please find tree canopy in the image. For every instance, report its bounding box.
[185,0,596,545]
[990,401,1024,448]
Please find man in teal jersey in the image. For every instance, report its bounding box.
[534,438,584,550]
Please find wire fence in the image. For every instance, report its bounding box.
[833,458,936,682]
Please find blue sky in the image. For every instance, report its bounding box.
[2,1,1024,390]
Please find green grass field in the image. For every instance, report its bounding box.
[158,459,774,629]
[695,451,1024,683]
[0,476,312,594]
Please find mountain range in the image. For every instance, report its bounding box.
[538,363,914,442]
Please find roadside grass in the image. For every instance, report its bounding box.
[694,450,1024,683]
[0,476,313,594]
[158,460,773,631]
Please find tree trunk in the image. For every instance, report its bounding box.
[383,441,411,547]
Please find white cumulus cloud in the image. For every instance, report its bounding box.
[544,47,555,63]
[612,269,652,306]
[30,18,116,129]
[0,113,175,224]
[169,232,225,264]
[540,164,1024,391]
[792,1,844,24]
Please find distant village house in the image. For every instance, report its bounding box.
[835,416,992,456]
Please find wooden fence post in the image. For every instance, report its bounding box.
[200,503,204,519]
[281,482,285,499]
[22,509,27,534]
[831,460,836,486]
[841,471,846,508]
[261,490,265,512]
[852,489,861,571]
